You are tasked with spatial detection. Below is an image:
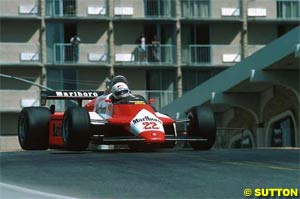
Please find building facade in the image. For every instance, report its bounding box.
[0,0,299,147]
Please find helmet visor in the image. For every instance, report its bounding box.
[115,89,129,97]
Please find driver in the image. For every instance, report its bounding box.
[110,82,132,104]
[93,75,147,113]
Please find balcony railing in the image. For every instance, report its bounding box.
[0,43,40,64]
[114,0,176,18]
[182,45,241,66]
[51,44,108,64]
[45,0,108,17]
[0,0,39,17]
[115,44,176,65]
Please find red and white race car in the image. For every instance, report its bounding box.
[18,91,216,151]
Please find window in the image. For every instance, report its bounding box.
[46,0,76,17]
[181,0,210,18]
[271,116,295,147]
[277,0,300,18]
[144,0,174,17]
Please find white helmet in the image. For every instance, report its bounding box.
[111,82,130,99]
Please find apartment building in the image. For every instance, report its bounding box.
[0,0,299,140]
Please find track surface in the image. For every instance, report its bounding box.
[0,148,299,199]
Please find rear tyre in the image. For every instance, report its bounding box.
[18,107,50,150]
[63,107,90,151]
[187,106,216,150]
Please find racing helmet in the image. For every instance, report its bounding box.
[111,82,130,99]
[110,75,128,88]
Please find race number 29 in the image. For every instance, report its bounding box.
[142,122,159,130]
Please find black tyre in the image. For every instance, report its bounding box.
[187,106,216,150]
[18,107,50,150]
[63,107,90,151]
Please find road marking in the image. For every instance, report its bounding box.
[178,154,299,172]
[0,182,78,199]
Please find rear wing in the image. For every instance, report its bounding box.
[40,91,104,106]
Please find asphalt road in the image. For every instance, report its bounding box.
[0,148,299,199]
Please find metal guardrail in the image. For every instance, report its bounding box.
[115,44,176,65]
[52,44,108,64]
[182,45,241,65]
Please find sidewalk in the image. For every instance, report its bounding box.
[0,136,22,152]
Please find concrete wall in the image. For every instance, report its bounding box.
[114,0,145,18]
[0,113,19,135]
[248,24,277,45]
[0,0,38,16]
[210,23,241,45]
[210,0,240,19]
[248,0,277,19]
[114,22,143,45]
[0,20,40,43]
[77,0,107,17]
[78,21,108,44]
[0,67,42,90]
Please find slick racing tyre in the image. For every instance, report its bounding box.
[63,107,90,151]
[187,106,216,150]
[18,107,50,150]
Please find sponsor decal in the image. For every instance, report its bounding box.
[132,115,162,125]
[56,91,98,97]
[130,109,164,135]
[52,123,62,137]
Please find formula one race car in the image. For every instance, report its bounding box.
[18,91,216,151]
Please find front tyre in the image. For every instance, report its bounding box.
[18,107,50,150]
[187,106,216,150]
[63,107,90,151]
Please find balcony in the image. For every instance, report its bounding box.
[0,43,41,65]
[181,0,241,20]
[114,44,176,65]
[45,0,108,18]
[0,0,39,18]
[182,45,241,66]
[114,0,176,19]
[50,44,108,65]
